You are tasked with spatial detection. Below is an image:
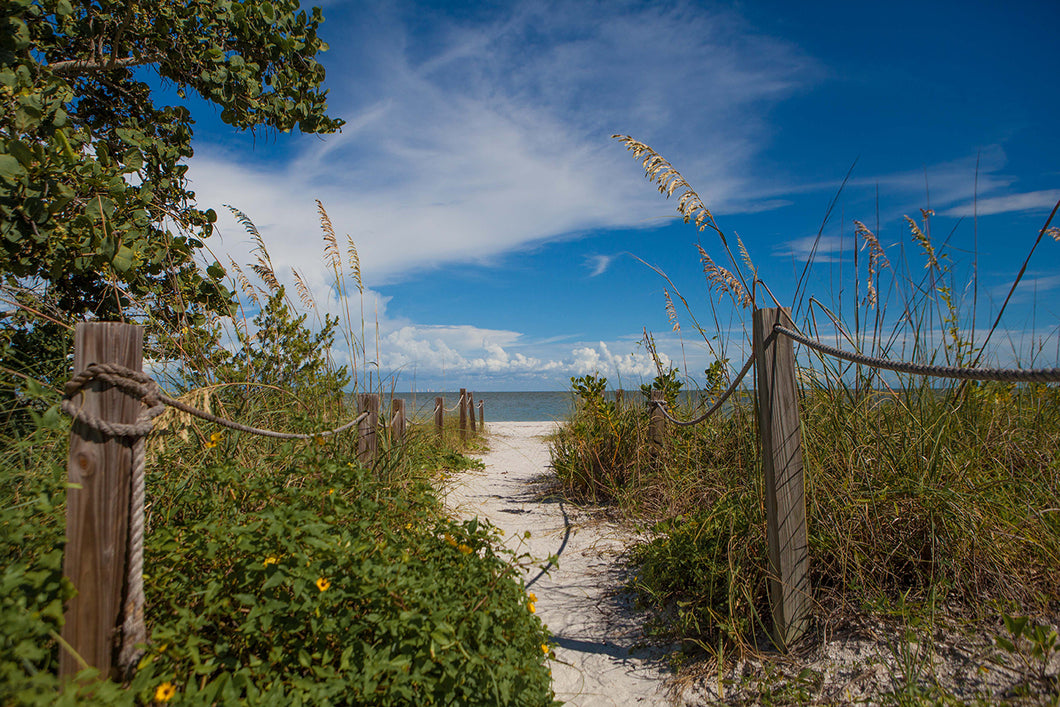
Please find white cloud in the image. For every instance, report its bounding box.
[189,0,815,288]
[586,254,615,277]
[943,189,1060,217]
[182,1,819,389]
[774,234,846,263]
[571,341,670,379]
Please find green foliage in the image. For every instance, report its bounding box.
[1,405,554,706]
[630,491,768,651]
[0,0,343,344]
[639,368,682,407]
[0,245,553,704]
[140,457,553,706]
[570,374,613,418]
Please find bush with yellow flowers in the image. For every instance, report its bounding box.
[0,420,555,706]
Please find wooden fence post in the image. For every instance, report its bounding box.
[649,389,665,447]
[357,393,380,463]
[478,399,484,429]
[435,396,444,440]
[391,398,406,443]
[616,389,624,409]
[468,390,477,434]
[753,306,810,650]
[61,322,144,680]
[458,388,468,443]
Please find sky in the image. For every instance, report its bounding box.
[181,0,1060,391]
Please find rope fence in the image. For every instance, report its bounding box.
[635,307,1059,651]
[55,323,442,681]
[773,325,1060,383]
[652,353,755,427]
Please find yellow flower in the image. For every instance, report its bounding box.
[154,682,177,702]
[527,592,537,603]
[541,643,549,654]
[204,441,217,450]
[527,602,536,614]
[263,557,278,566]
[328,489,335,495]
[443,533,457,547]
[315,436,326,446]
[210,431,223,442]
[316,577,331,592]
[457,544,472,555]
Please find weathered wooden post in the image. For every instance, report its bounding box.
[458,388,468,443]
[435,396,444,440]
[649,389,665,447]
[616,389,624,409]
[468,390,477,434]
[478,399,484,429]
[753,306,810,650]
[391,398,406,443]
[61,322,143,680]
[357,393,380,463]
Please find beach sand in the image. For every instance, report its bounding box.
[442,421,673,706]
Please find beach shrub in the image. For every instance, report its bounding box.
[1,420,555,706]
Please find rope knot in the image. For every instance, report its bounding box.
[62,362,165,438]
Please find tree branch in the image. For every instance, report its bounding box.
[48,54,156,75]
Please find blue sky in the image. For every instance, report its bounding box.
[184,0,1060,391]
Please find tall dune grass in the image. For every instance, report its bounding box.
[551,140,1060,672]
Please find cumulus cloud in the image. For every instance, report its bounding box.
[571,341,669,378]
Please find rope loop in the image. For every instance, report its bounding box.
[62,362,165,438]
[648,352,755,427]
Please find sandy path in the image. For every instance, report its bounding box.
[441,422,673,706]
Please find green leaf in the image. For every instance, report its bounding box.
[0,154,24,181]
[111,245,134,272]
[1004,614,1029,641]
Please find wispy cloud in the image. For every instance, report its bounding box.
[190,0,815,288]
[774,234,846,263]
[943,189,1060,217]
[586,254,615,277]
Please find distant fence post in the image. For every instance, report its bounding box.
[392,398,406,443]
[753,306,810,650]
[458,388,468,443]
[649,389,665,447]
[468,390,477,434]
[478,399,484,429]
[435,396,444,440]
[61,322,143,680]
[616,389,624,408]
[357,393,380,463]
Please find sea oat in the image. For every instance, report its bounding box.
[292,268,317,309]
[664,289,680,333]
[347,236,363,294]
[612,135,718,236]
[697,244,751,308]
[906,215,938,269]
[228,257,261,308]
[317,200,341,272]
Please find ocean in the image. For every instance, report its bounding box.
[389,391,575,422]
[386,389,749,423]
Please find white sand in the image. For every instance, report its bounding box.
[441,422,674,706]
